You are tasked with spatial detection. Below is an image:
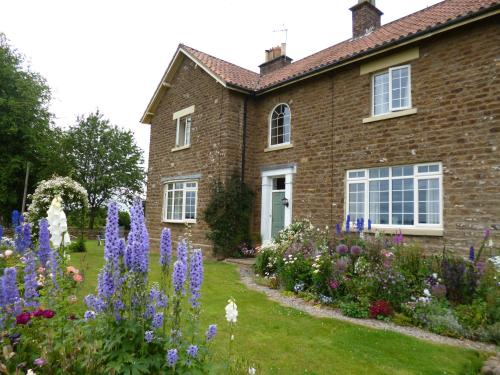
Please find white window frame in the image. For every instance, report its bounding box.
[372,65,412,116]
[172,105,195,150]
[268,103,291,148]
[345,162,443,231]
[162,180,198,223]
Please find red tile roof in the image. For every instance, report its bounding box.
[181,0,499,93]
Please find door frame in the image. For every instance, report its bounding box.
[260,165,296,243]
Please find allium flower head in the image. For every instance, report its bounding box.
[189,249,203,308]
[166,348,178,368]
[336,244,348,255]
[160,228,172,266]
[350,245,362,256]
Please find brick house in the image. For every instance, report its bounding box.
[141,0,500,254]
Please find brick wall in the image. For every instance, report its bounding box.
[146,19,499,255]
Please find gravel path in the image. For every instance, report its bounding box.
[236,264,498,353]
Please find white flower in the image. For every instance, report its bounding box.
[248,367,256,375]
[47,195,71,248]
[423,289,431,297]
[225,299,238,323]
[27,370,37,375]
[432,273,438,279]
[230,334,235,341]
[4,250,13,257]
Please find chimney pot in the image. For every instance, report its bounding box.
[259,44,292,75]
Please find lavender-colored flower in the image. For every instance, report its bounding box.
[205,324,217,342]
[145,330,154,343]
[38,219,51,267]
[484,228,491,239]
[24,251,39,307]
[350,245,362,256]
[2,267,19,306]
[172,260,186,294]
[186,345,198,358]
[144,304,155,319]
[11,210,20,227]
[336,244,348,255]
[84,310,96,321]
[368,219,372,230]
[114,300,124,311]
[393,231,404,246]
[346,214,350,233]
[97,267,115,299]
[166,348,178,367]
[33,358,46,367]
[335,223,341,236]
[189,249,203,308]
[469,246,475,261]
[104,202,121,269]
[125,200,149,273]
[0,225,3,244]
[22,223,32,252]
[152,312,163,328]
[157,293,168,308]
[85,295,106,313]
[160,228,172,266]
[149,286,160,302]
[48,248,59,289]
[177,240,188,267]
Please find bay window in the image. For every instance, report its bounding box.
[346,163,442,229]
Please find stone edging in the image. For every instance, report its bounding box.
[236,265,498,353]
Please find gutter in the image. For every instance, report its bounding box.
[241,96,248,182]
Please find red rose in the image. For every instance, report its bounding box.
[16,312,31,325]
[42,310,55,319]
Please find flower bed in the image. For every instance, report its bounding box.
[254,219,500,344]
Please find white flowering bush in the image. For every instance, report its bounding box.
[27,176,88,232]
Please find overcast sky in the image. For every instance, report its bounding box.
[1,0,441,166]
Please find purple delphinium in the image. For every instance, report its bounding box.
[152,312,163,328]
[469,246,475,261]
[166,348,178,368]
[157,293,168,308]
[144,304,155,319]
[14,223,23,253]
[22,223,32,252]
[84,310,96,321]
[336,244,348,255]
[2,267,20,306]
[160,228,172,267]
[48,247,59,289]
[11,210,20,227]
[177,240,188,267]
[23,250,39,307]
[144,330,154,343]
[0,225,3,244]
[335,223,341,236]
[186,345,198,358]
[97,268,115,299]
[104,202,121,270]
[84,295,106,313]
[38,219,51,267]
[350,245,362,256]
[172,260,186,294]
[205,324,217,342]
[189,249,203,309]
[346,214,350,233]
[125,200,149,273]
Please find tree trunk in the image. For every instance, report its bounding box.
[89,207,97,229]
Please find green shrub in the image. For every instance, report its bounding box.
[278,253,312,292]
[68,237,86,252]
[426,312,465,338]
[454,300,488,330]
[118,210,131,230]
[204,175,254,258]
[485,322,500,345]
[339,300,369,319]
[392,313,414,327]
[254,244,280,276]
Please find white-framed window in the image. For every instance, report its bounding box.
[269,104,291,146]
[175,115,191,148]
[162,181,198,223]
[372,65,411,116]
[172,105,195,149]
[345,163,442,229]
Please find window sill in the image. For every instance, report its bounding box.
[171,145,190,152]
[162,219,197,224]
[362,108,417,124]
[365,226,443,237]
[264,143,293,152]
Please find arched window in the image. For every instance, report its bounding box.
[269,104,291,146]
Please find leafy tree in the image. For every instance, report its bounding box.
[0,33,68,224]
[204,174,254,258]
[64,111,145,228]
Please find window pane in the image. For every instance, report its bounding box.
[392,178,414,225]
[185,191,196,220]
[369,167,389,179]
[373,72,389,115]
[173,191,183,220]
[392,165,413,177]
[391,66,410,110]
[184,116,191,145]
[348,183,365,223]
[418,178,440,224]
[177,119,186,147]
[270,104,291,145]
[273,177,285,190]
[369,180,389,224]
[167,191,173,220]
[348,171,365,179]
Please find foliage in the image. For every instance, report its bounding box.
[0,34,70,222]
[339,300,369,319]
[277,253,312,292]
[204,175,254,258]
[63,110,145,228]
[441,256,478,304]
[118,210,131,230]
[26,175,88,233]
[68,237,86,253]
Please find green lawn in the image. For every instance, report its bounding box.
[70,241,486,374]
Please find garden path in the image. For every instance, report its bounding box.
[230,262,498,353]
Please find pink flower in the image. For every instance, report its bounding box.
[42,310,55,319]
[66,266,79,274]
[34,358,46,367]
[329,280,340,290]
[73,274,83,283]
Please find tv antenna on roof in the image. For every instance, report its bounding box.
[273,24,288,44]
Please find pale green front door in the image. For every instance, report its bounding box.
[271,177,286,238]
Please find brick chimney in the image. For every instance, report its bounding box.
[259,43,292,75]
[350,0,383,39]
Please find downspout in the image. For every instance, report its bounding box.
[241,96,248,183]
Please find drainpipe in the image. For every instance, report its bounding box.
[241,96,248,183]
